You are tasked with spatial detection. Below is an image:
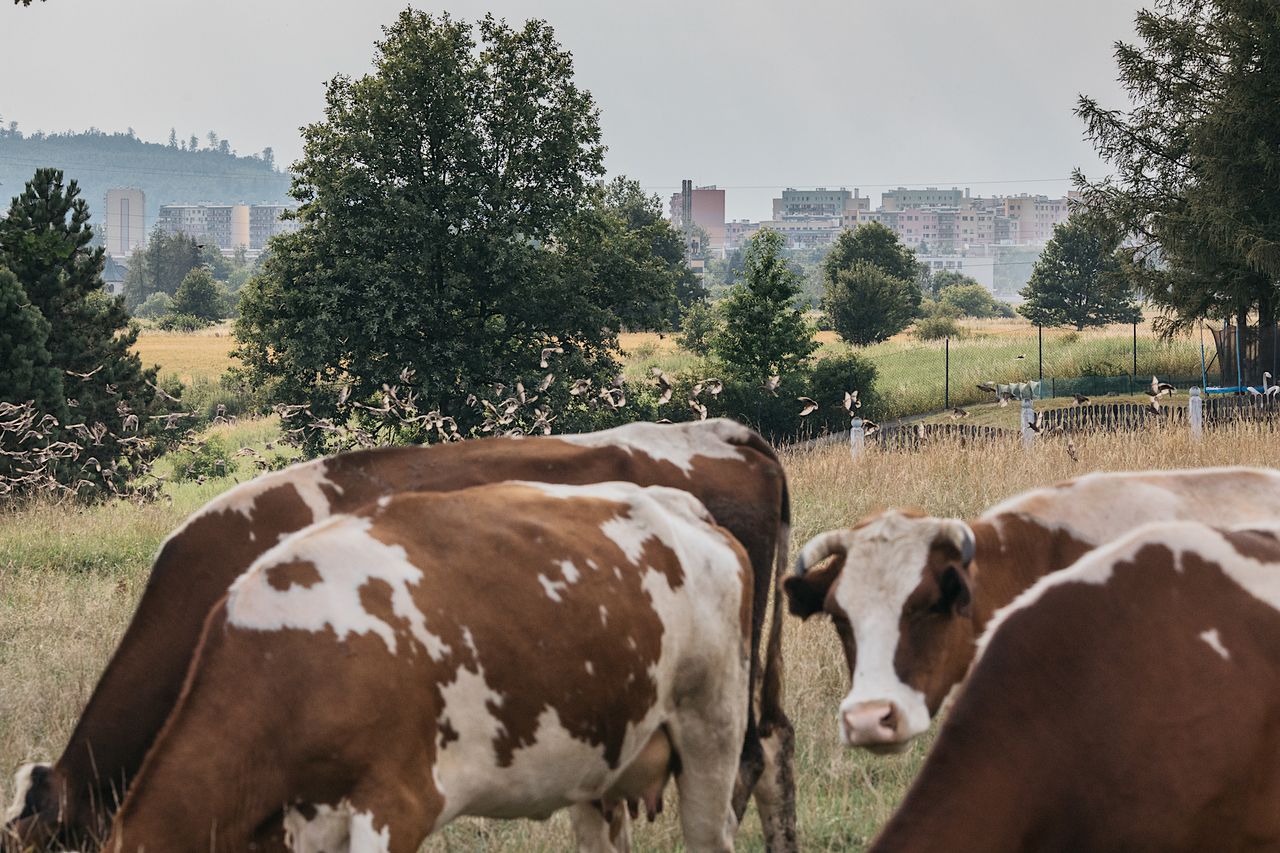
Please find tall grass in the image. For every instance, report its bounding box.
[4,423,1275,850]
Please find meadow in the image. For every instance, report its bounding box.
[3,417,1277,851]
[132,318,1206,425]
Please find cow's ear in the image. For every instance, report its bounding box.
[783,559,844,619]
[935,563,974,618]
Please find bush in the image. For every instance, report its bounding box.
[135,292,173,319]
[156,313,210,332]
[913,315,963,340]
[806,352,882,433]
[172,267,224,321]
[676,301,720,356]
[824,261,921,346]
[178,373,274,425]
[168,434,236,482]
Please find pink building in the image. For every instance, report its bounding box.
[669,180,726,257]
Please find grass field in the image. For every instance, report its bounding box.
[132,323,237,385]
[3,418,1277,850]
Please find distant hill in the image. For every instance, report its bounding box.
[0,127,293,231]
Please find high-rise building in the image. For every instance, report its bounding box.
[772,187,867,220]
[668,181,726,258]
[104,188,146,257]
[158,202,296,251]
[880,187,968,211]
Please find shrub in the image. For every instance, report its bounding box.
[156,313,210,332]
[806,352,882,433]
[135,292,173,319]
[824,261,921,346]
[676,301,719,356]
[168,434,236,482]
[913,315,963,340]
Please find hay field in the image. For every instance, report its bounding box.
[3,421,1277,850]
[132,324,237,385]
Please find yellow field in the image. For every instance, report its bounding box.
[131,324,237,384]
[3,420,1277,850]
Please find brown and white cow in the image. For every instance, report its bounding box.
[6,419,795,852]
[784,466,1280,751]
[99,481,754,853]
[870,519,1280,852]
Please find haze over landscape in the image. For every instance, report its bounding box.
[0,0,1142,220]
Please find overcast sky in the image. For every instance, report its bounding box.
[1,0,1144,220]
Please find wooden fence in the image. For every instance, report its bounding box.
[870,422,1015,450]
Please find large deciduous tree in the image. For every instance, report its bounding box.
[712,228,816,379]
[1019,214,1140,330]
[1076,0,1280,374]
[123,227,202,309]
[235,12,657,443]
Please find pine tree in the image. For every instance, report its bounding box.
[712,228,816,379]
[0,267,64,417]
[0,168,163,496]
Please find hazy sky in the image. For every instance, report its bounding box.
[1,0,1144,220]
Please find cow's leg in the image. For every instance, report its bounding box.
[669,715,744,853]
[569,802,630,853]
[751,720,797,853]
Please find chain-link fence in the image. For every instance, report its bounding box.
[869,322,1208,419]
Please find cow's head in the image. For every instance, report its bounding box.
[784,510,977,752]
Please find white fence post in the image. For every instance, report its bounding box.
[1189,386,1203,440]
[1021,398,1035,449]
[849,417,865,459]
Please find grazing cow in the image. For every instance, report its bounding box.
[784,466,1280,751]
[6,420,795,852]
[870,520,1280,853]
[99,481,754,853]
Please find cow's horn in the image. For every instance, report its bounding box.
[941,519,976,566]
[793,530,848,577]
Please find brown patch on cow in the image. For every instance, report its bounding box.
[873,538,1280,851]
[368,487,690,769]
[265,559,324,592]
[438,719,459,748]
[1222,528,1280,564]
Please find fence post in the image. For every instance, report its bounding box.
[850,417,865,459]
[944,336,950,410]
[1021,398,1035,450]
[1038,324,1043,384]
[1189,386,1203,440]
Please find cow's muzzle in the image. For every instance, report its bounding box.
[841,700,908,753]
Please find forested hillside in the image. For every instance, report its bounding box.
[0,124,292,226]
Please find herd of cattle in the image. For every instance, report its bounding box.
[4,417,1280,852]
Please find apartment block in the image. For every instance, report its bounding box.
[158,202,297,251]
[669,181,726,257]
[772,187,869,220]
[104,188,146,258]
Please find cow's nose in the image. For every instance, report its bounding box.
[841,700,902,747]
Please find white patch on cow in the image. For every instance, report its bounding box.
[4,762,45,822]
[585,661,595,675]
[1200,628,1230,660]
[555,418,752,475]
[600,515,648,564]
[560,560,581,583]
[283,799,391,853]
[822,510,957,744]
[599,605,609,626]
[377,495,391,509]
[227,516,450,659]
[981,520,1280,661]
[538,574,568,603]
[984,466,1280,548]
[159,458,345,553]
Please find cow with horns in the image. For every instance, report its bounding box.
[95,481,755,853]
[871,519,1280,852]
[5,420,795,852]
[784,466,1280,752]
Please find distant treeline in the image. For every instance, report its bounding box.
[0,124,292,227]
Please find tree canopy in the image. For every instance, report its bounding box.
[824,222,922,284]
[822,223,923,345]
[1075,0,1280,365]
[711,228,816,379]
[235,11,665,446]
[1019,214,1140,330]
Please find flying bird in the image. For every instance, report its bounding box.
[1072,393,1089,406]
[538,373,555,393]
[569,378,593,397]
[976,382,997,394]
[763,375,781,396]
[949,407,969,420]
[540,347,564,369]
[843,390,861,412]
[1026,411,1044,433]
[797,397,819,417]
[1066,439,1079,462]
[1150,375,1176,396]
[66,366,104,380]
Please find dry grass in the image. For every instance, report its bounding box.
[3,423,1277,850]
[132,323,238,385]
